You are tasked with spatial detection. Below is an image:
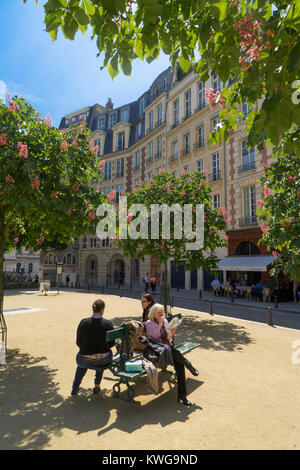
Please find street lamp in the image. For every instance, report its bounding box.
[56,262,63,294]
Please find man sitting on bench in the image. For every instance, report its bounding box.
[71,299,115,396]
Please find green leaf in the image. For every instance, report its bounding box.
[108,54,119,79]
[62,12,78,40]
[74,6,90,26]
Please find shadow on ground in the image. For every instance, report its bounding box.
[0,315,253,449]
[112,313,254,352]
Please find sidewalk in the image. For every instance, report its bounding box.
[77,284,299,314]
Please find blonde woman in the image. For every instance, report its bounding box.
[145,303,199,406]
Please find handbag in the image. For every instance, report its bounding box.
[124,359,144,372]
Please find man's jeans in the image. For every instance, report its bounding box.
[72,351,113,392]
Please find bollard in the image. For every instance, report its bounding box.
[274,296,278,309]
[199,289,202,299]
[120,288,123,298]
[171,296,174,308]
[231,292,234,302]
[209,299,213,315]
[267,307,273,327]
[102,285,105,294]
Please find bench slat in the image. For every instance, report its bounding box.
[175,342,200,355]
[106,327,126,341]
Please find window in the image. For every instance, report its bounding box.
[115,159,124,178]
[149,111,154,131]
[148,171,153,179]
[109,113,117,128]
[213,74,221,93]
[184,164,189,174]
[90,238,97,248]
[149,142,153,163]
[102,238,109,247]
[62,253,77,265]
[28,263,33,273]
[116,185,124,203]
[198,82,205,109]
[156,136,162,159]
[185,90,191,118]
[45,254,57,265]
[137,121,143,138]
[135,151,140,171]
[104,161,112,181]
[184,133,190,154]
[97,116,106,130]
[94,139,101,156]
[212,194,220,209]
[212,152,220,180]
[121,108,129,122]
[163,76,168,92]
[117,132,125,151]
[197,126,204,148]
[212,116,220,130]
[243,186,256,221]
[173,100,179,125]
[140,96,147,113]
[172,170,177,178]
[157,104,162,125]
[103,187,111,195]
[197,159,204,172]
[172,141,178,160]
[241,140,255,172]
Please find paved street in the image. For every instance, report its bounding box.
[16,284,299,331]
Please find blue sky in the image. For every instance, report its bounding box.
[0,0,171,126]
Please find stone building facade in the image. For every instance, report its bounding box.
[40,64,275,290]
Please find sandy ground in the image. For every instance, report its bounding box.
[0,289,300,450]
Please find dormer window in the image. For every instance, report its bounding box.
[121,108,129,122]
[109,112,117,128]
[140,96,147,114]
[98,116,106,130]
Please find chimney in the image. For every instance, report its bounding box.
[106,97,113,110]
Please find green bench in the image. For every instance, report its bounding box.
[99,313,200,402]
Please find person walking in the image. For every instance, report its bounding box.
[71,299,115,396]
[143,273,150,293]
[150,275,156,293]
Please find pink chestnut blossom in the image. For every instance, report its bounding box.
[8,100,19,113]
[31,177,40,190]
[98,160,105,170]
[6,174,13,183]
[87,211,95,221]
[127,214,133,222]
[71,137,78,147]
[38,235,45,245]
[60,140,68,151]
[263,187,273,198]
[51,191,58,199]
[0,134,7,146]
[257,199,264,207]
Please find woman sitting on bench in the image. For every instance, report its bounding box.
[145,303,199,406]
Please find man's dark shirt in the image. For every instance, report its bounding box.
[76,316,115,355]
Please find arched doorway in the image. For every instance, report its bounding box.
[85,255,98,287]
[150,256,161,284]
[110,254,125,285]
[171,262,185,289]
[235,241,260,256]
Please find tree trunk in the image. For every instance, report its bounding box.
[163,260,168,314]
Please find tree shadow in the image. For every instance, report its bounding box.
[0,349,64,450]
[111,313,254,352]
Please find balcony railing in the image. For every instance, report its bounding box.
[103,175,111,181]
[181,148,191,158]
[209,170,221,183]
[169,154,179,163]
[155,119,163,128]
[239,215,257,226]
[193,140,205,151]
[146,156,153,165]
[194,102,206,114]
[114,172,124,179]
[238,161,256,173]
[133,166,140,173]
[170,120,179,131]
[155,151,162,160]
[182,110,192,122]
